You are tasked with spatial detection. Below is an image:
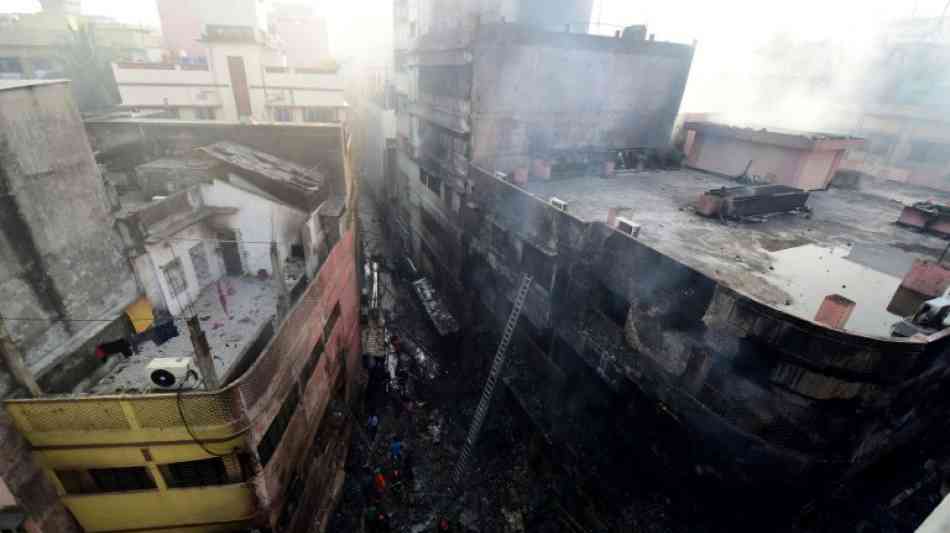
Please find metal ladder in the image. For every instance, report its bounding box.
[452,273,533,489]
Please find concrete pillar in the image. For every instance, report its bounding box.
[814,294,856,329]
[186,316,218,389]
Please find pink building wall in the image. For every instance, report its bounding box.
[685,122,862,191]
[156,0,206,59]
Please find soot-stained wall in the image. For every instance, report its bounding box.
[0,82,138,375]
[470,24,694,172]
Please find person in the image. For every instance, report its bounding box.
[374,468,387,498]
[390,436,403,464]
[367,414,379,442]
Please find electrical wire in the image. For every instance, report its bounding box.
[175,371,245,457]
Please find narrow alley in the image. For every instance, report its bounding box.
[327,193,628,533]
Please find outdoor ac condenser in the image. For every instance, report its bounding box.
[146,357,198,390]
[550,197,569,212]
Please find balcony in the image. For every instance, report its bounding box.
[62,483,255,532]
[5,390,245,448]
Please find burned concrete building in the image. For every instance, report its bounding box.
[0,78,363,532]
[365,0,950,528]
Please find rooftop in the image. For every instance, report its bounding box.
[685,121,864,149]
[0,79,68,92]
[525,170,950,338]
[198,141,325,211]
[88,275,277,394]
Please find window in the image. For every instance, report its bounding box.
[194,107,216,120]
[188,243,212,287]
[159,458,227,488]
[158,107,180,119]
[323,302,341,342]
[304,107,337,123]
[58,467,156,494]
[421,169,442,197]
[257,384,300,466]
[418,65,472,99]
[0,57,23,79]
[162,258,188,296]
[90,467,156,492]
[300,339,325,390]
[273,107,293,122]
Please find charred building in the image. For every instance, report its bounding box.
[376,0,950,524]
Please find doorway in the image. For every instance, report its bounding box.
[218,229,243,275]
[227,56,252,117]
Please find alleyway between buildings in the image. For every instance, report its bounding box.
[325,196,591,533]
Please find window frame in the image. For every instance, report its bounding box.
[162,258,188,297]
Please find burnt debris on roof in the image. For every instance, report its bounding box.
[198,141,327,211]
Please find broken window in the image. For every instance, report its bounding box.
[257,384,301,466]
[159,457,227,488]
[56,467,156,494]
[162,258,188,296]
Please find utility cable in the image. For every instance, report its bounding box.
[175,371,247,457]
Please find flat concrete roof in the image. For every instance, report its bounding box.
[526,171,950,338]
[88,275,280,394]
[685,121,864,150]
[0,79,69,91]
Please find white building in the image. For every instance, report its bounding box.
[115,142,331,318]
[112,0,346,123]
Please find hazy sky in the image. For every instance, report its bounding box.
[5,0,948,50]
[4,0,949,111]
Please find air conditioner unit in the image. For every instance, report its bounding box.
[615,217,641,237]
[146,357,198,390]
[549,197,569,212]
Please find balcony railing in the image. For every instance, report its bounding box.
[62,483,255,532]
[5,389,245,447]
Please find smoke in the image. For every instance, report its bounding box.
[681,28,891,134]
[594,0,950,135]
